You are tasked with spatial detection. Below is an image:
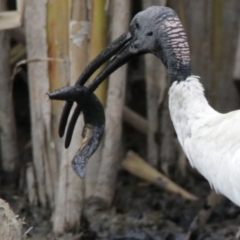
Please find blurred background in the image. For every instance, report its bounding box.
[0,0,240,239]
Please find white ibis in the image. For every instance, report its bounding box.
[49,6,240,207]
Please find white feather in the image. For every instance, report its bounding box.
[169,76,240,206]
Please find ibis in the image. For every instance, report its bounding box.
[49,6,240,207]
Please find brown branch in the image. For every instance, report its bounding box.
[92,0,131,208]
[11,57,66,81]
[122,151,198,201]
[84,0,108,200]
[25,0,61,207]
[123,106,148,135]
[0,0,19,174]
[26,163,37,206]
[49,0,87,234]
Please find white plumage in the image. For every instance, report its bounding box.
[169,76,240,206]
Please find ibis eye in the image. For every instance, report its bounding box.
[135,22,139,29]
[146,31,153,36]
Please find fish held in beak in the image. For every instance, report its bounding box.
[48,85,105,178]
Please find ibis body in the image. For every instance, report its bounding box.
[169,76,240,206]
[49,5,240,206]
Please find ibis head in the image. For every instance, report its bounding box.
[83,6,192,95]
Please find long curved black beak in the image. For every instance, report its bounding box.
[57,31,145,148]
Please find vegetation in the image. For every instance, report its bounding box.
[0,0,239,239]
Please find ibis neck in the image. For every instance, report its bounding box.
[155,19,191,84]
